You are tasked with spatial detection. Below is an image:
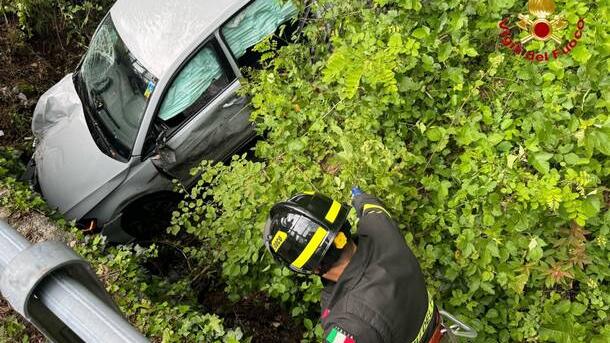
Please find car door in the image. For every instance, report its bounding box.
[152,0,299,186]
[152,37,252,186]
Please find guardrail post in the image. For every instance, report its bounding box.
[0,219,148,343]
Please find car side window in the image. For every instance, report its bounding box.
[157,39,235,126]
[221,0,298,68]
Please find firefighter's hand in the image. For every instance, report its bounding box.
[352,189,374,218]
[352,188,388,218]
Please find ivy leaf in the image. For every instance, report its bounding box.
[572,45,592,63]
[528,152,553,174]
[426,127,445,142]
[587,127,610,155]
[412,27,429,40]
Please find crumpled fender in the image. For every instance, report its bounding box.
[32,74,82,139]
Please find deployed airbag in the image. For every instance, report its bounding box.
[222,0,298,59]
[158,47,223,121]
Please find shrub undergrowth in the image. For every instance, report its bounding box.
[0,0,113,45]
[1,148,244,342]
[169,0,610,342]
[1,0,610,342]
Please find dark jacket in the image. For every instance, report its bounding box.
[320,194,435,343]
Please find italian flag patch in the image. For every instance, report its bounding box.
[326,327,355,343]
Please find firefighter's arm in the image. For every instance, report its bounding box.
[351,193,391,219]
[352,191,402,240]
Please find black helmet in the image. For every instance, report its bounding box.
[263,192,351,275]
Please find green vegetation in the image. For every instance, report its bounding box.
[2,0,610,342]
[170,0,610,341]
[1,149,244,343]
[0,0,113,43]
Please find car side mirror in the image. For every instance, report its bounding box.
[155,129,168,148]
[152,130,176,165]
[153,147,176,165]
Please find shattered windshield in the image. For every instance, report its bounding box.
[77,15,157,159]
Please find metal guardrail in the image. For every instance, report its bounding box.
[0,219,148,343]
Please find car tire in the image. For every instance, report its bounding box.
[120,192,181,241]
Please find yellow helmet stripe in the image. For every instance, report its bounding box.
[325,200,342,223]
[291,227,328,269]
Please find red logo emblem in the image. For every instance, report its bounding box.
[498,0,586,62]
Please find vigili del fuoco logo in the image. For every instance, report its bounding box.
[498,0,586,63]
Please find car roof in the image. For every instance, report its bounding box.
[110,0,248,78]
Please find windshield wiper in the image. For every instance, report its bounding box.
[91,91,122,130]
[74,73,118,158]
[89,112,118,159]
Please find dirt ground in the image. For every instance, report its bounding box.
[200,286,305,343]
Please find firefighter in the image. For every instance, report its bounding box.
[263,189,447,343]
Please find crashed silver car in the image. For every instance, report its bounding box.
[27,0,298,242]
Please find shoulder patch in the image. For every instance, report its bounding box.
[326,326,356,343]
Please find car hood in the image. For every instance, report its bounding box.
[32,74,130,218]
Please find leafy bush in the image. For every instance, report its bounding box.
[72,235,245,343]
[2,0,609,341]
[0,149,45,213]
[0,0,113,44]
[0,313,33,343]
[169,0,610,342]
